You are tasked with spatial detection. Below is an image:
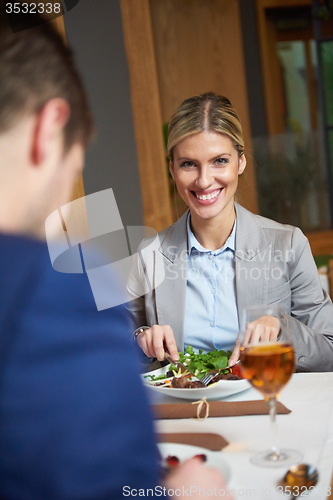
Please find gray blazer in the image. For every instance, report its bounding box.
[127,203,333,371]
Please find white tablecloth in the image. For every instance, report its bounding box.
[148,373,333,499]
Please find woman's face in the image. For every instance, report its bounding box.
[170,131,246,224]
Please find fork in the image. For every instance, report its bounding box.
[164,352,217,386]
[200,360,241,386]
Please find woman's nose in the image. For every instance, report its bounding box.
[195,165,213,189]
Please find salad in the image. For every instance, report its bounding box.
[144,345,243,388]
[174,345,232,379]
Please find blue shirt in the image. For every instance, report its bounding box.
[183,215,239,353]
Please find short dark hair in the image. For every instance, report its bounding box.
[0,13,94,151]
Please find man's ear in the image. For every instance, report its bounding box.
[238,153,246,175]
[31,98,70,166]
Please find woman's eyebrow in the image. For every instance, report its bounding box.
[209,153,232,161]
[176,156,195,161]
[176,153,232,161]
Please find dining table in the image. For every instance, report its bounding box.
[146,372,333,499]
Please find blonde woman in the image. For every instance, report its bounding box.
[127,92,333,371]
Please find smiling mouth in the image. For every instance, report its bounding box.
[193,188,222,201]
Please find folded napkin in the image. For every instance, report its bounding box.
[157,432,229,451]
[153,400,291,420]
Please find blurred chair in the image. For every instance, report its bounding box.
[329,260,333,299]
[315,256,333,300]
[306,231,333,300]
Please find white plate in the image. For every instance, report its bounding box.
[158,443,231,484]
[143,364,250,400]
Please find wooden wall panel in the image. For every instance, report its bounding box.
[306,231,333,256]
[51,12,86,204]
[50,11,89,239]
[120,0,173,232]
[149,0,258,214]
[50,15,66,42]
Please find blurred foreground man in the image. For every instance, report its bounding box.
[0,12,225,500]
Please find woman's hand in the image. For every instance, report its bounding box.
[244,315,280,344]
[137,324,179,362]
[164,457,228,498]
[228,315,281,366]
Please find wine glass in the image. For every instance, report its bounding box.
[239,305,302,468]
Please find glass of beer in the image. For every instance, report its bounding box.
[239,305,302,467]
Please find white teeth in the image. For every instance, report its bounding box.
[196,189,221,201]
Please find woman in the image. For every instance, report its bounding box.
[127,92,333,371]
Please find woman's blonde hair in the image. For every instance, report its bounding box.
[168,92,244,161]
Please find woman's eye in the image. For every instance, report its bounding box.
[215,158,228,165]
[181,161,195,168]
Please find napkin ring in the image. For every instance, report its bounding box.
[191,397,210,421]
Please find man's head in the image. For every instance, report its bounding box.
[0,13,93,152]
[0,14,94,237]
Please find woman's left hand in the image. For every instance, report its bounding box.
[228,315,281,366]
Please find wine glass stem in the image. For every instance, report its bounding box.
[268,396,280,459]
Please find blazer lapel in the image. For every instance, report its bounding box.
[234,204,271,318]
[154,211,189,351]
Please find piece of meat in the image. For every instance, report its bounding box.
[172,377,205,388]
[208,372,242,384]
